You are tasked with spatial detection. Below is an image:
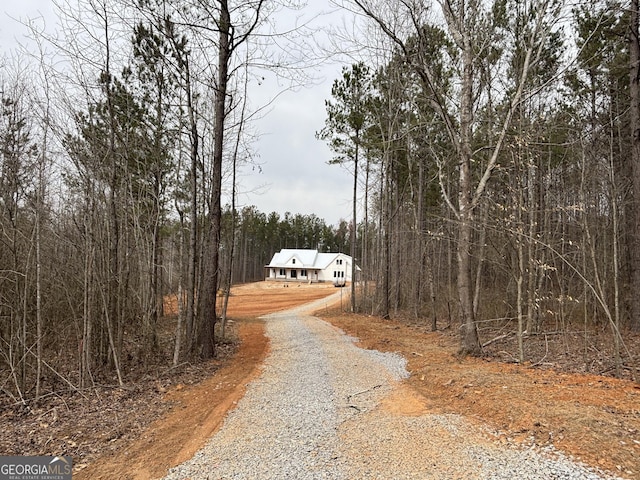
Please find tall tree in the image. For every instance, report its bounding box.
[161,14,201,360]
[318,62,373,312]
[131,20,178,354]
[629,0,640,331]
[195,0,266,358]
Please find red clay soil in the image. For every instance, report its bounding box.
[76,283,640,479]
[74,318,267,480]
[6,282,639,479]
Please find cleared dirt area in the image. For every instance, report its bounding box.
[4,282,639,479]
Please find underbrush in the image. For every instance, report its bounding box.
[0,316,238,467]
[382,310,640,381]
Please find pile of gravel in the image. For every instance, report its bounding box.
[163,295,626,480]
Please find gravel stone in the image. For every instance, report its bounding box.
[163,293,626,480]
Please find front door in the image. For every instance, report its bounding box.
[290,269,297,279]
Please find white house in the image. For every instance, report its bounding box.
[265,249,359,284]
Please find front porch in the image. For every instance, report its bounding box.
[265,267,320,282]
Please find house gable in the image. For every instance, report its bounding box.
[284,254,302,267]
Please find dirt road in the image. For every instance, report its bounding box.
[161,291,619,479]
[75,283,639,479]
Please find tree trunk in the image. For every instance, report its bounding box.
[221,60,249,340]
[81,198,94,388]
[351,142,358,313]
[173,211,185,367]
[382,152,391,320]
[177,44,198,356]
[35,149,43,402]
[457,37,481,355]
[629,0,640,330]
[362,156,370,311]
[458,207,480,354]
[197,1,232,358]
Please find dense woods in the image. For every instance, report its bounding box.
[2,0,640,405]
[322,1,640,371]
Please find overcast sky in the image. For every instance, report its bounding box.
[0,1,357,226]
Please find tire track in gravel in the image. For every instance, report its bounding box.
[163,293,625,480]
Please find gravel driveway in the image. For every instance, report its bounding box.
[163,293,624,480]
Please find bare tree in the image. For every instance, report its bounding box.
[171,0,267,358]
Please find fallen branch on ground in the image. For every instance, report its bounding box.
[347,384,382,401]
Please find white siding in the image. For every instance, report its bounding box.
[266,249,358,283]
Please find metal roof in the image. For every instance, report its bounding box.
[266,249,343,269]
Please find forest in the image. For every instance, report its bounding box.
[2,0,640,406]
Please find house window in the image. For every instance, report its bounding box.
[301,269,307,277]
[292,259,296,264]
[333,271,337,278]
[336,259,342,265]
[279,268,285,276]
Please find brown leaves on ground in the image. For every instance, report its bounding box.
[0,349,235,470]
